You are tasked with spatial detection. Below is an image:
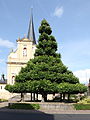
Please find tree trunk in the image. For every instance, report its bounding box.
[33,93,35,101]
[41,93,47,102]
[36,93,38,101]
[68,94,70,101]
[21,93,24,102]
[52,93,55,100]
[63,93,65,101]
[44,93,47,102]
[60,93,62,101]
[31,93,32,101]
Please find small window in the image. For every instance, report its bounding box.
[1,86,2,89]
[23,47,27,56]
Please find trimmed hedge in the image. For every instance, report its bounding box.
[8,103,40,110]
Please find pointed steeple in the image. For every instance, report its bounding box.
[27,9,36,44]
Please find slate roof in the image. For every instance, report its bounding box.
[27,9,36,44]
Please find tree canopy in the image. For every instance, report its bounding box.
[5,19,87,102]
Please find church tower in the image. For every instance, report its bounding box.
[7,11,36,85]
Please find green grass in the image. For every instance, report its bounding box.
[8,103,40,110]
[73,104,90,110]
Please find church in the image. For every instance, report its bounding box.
[0,11,36,99]
[7,11,36,85]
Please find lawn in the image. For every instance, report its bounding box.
[73,104,90,110]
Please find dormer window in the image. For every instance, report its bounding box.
[23,47,27,56]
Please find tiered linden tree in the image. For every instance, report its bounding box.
[5,19,87,102]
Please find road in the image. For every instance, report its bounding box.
[0,109,90,120]
[0,102,90,120]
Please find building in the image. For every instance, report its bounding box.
[0,11,36,99]
[7,11,36,85]
[0,74,7,90]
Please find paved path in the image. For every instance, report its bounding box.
[0,102,8,108]
[40,109,90,114]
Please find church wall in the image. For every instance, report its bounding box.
[7,39,36,85]
[7,64,26,84]
[8,40,35,63]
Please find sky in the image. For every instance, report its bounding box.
[0,0,90,84]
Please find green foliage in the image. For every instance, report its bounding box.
[6,19,87,102]
[74,84,87,93]
[5,84,14,92]
[5,83,27,93]
[58,83,87,94]
[0,99,8,102]
[26,80,58,94]
[8,103,40,110]
[35,19,58,57]
[15,55,79,84]
[79,98,90,104]
[39,19,52,35]
[73,104,90,110]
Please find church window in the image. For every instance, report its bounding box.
[23,47,27,56]
[12,76,15,84]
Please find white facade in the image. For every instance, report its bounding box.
[7,38,36,85]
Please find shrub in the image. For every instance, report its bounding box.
[0,99,8,102]
[78,98,90,104]
[8,103,40,110]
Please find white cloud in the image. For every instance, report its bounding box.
[0,38,15,48]
[73,69,90,84]
[53,6,64,17]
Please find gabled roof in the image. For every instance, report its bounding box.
[0,80,7,84]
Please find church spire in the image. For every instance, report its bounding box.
[27,9,36,44]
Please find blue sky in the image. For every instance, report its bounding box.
[0,0,90,84]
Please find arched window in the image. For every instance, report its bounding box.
[12,76,15,84]
[23,47,27,56]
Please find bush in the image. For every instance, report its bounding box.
[73,104,90,110]
[78,98,90,104]
[87,99,90,103]
[8,103,40,110]
[70,94,87,103]
[0,99,8,102]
